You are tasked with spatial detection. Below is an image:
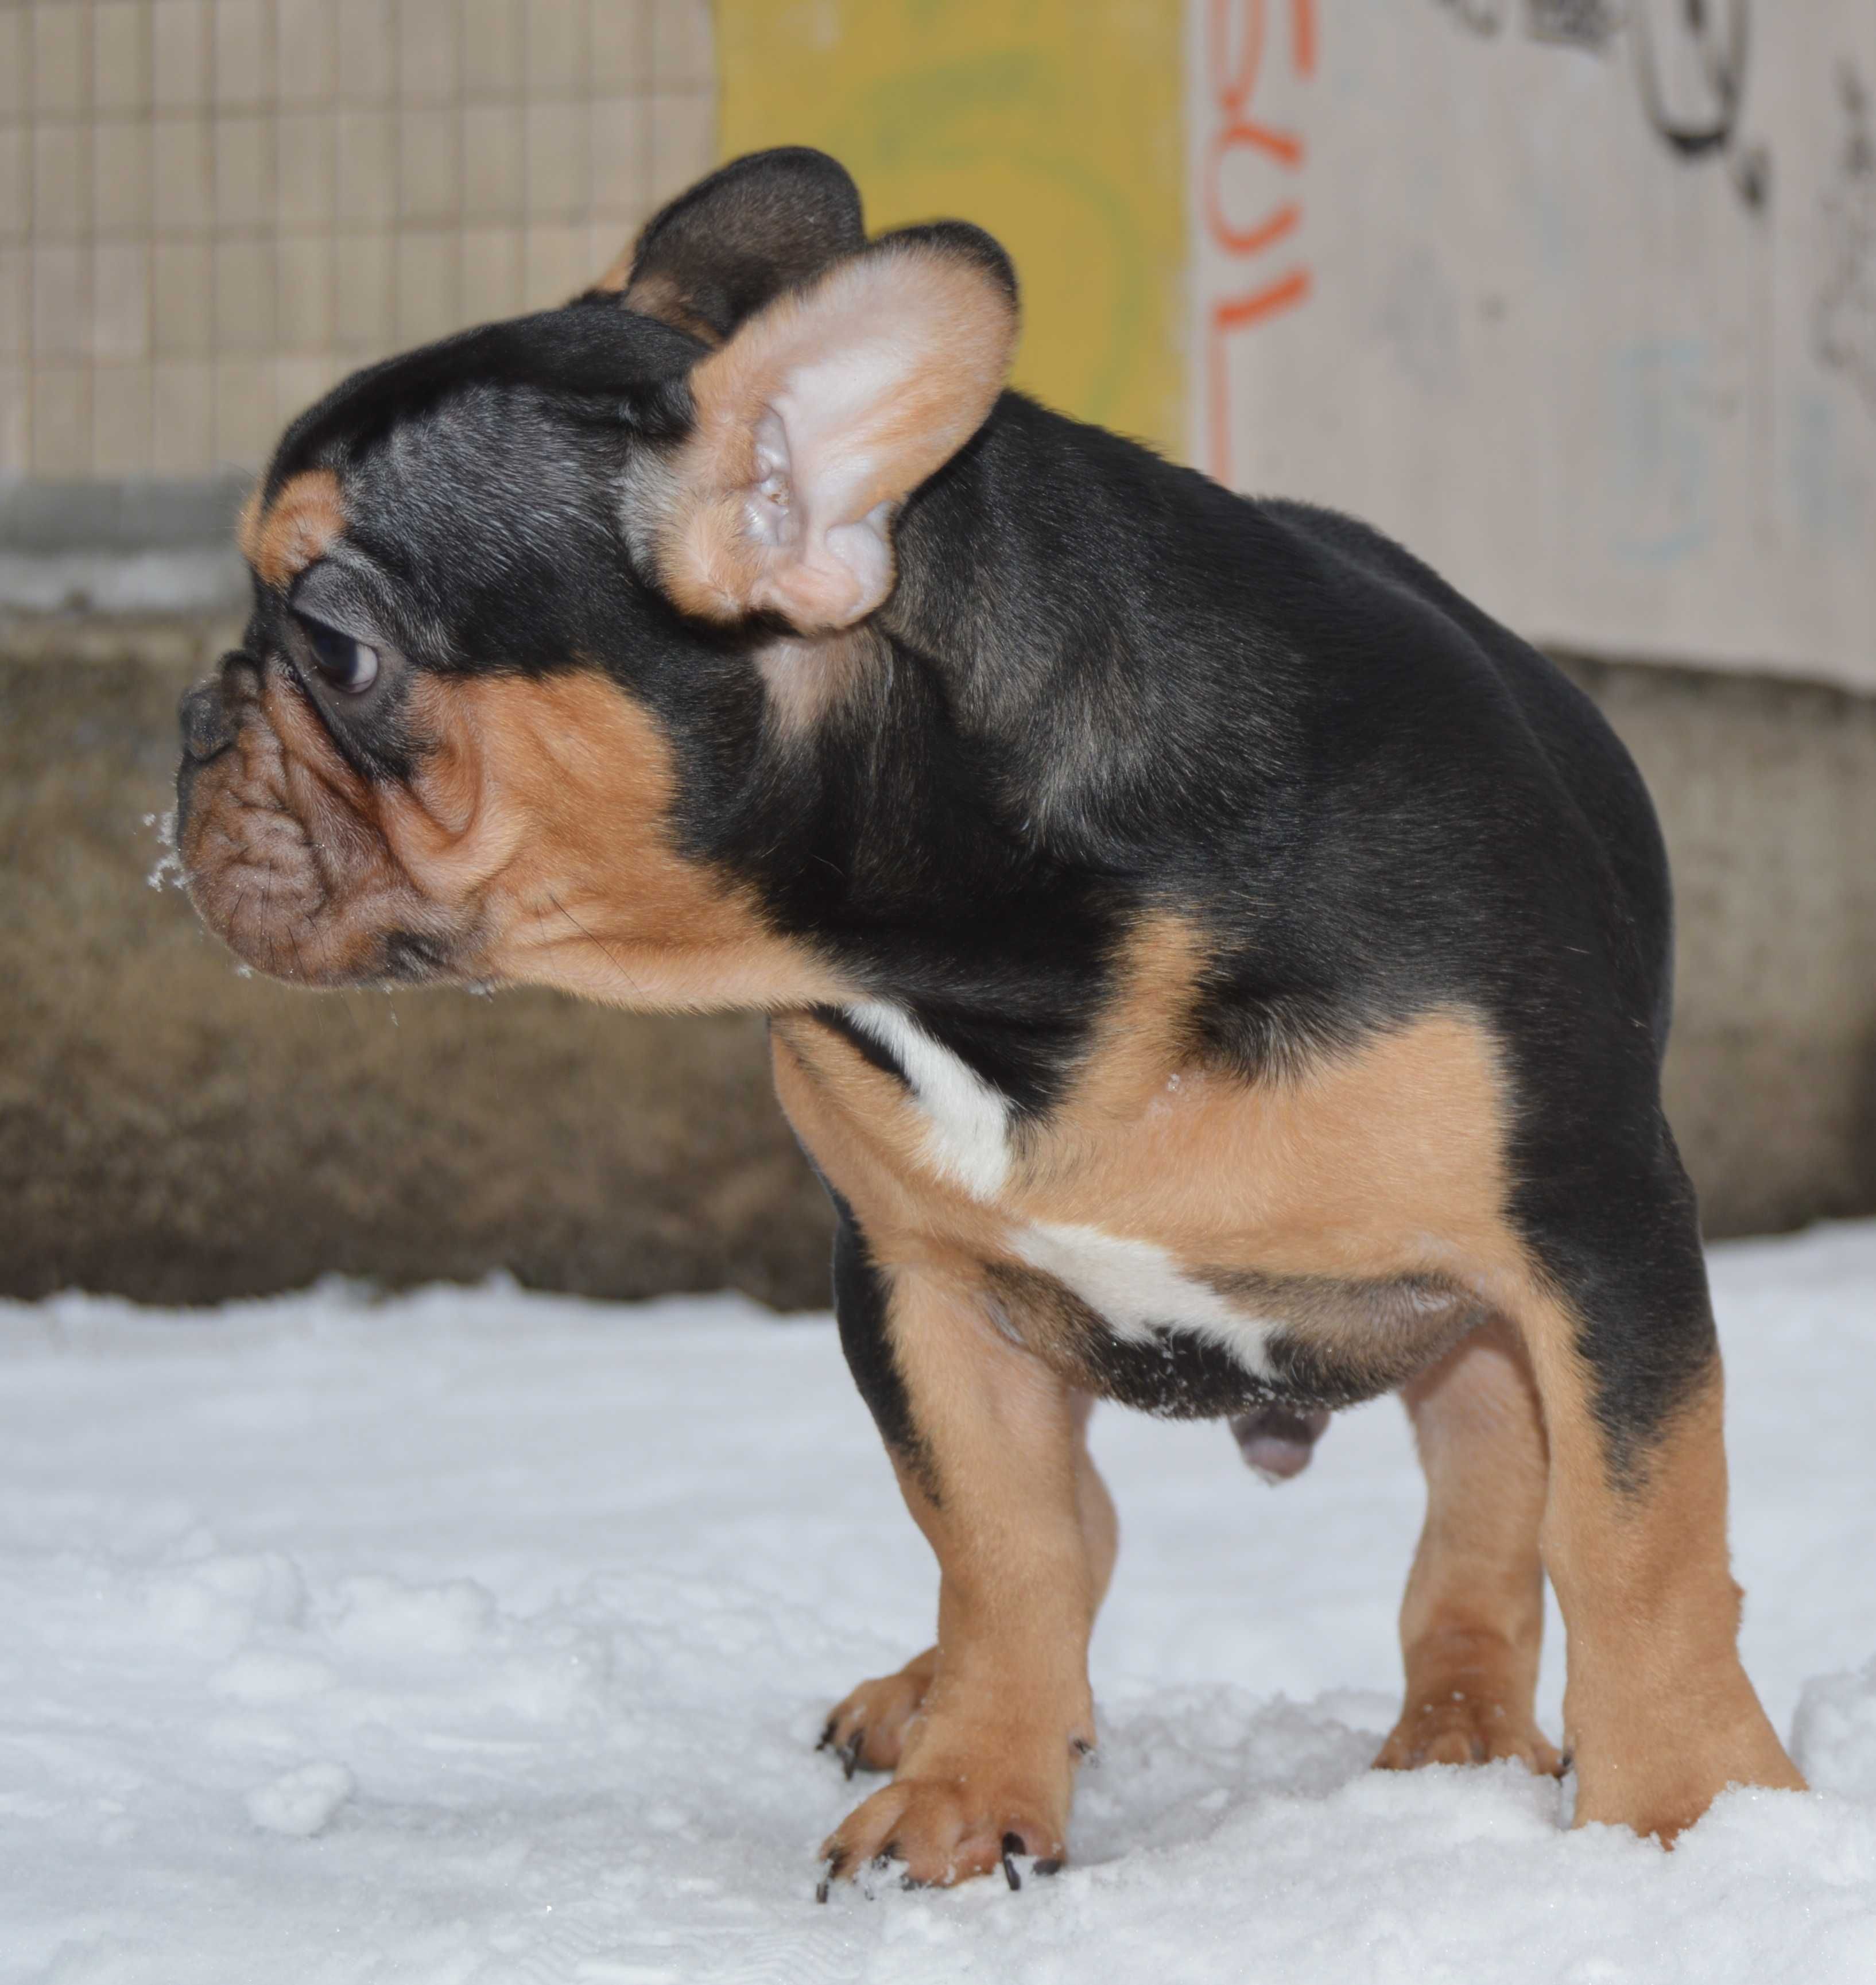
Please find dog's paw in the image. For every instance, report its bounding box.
[817,1646,937,1777]
[1374,1691,1563,1775]
[816,1776,1067,1893]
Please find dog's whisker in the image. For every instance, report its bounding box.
[544,887,652,1005]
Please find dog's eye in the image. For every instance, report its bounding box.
[298,615,381,696]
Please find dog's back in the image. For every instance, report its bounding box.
[890,391,1676,1086]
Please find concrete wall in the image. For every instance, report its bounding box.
[1191,2,1876,696]
[1,617,834,1309]
[3,618,1871,1310]
[1556,653,1876,1235]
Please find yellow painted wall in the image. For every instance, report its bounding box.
[714,1,1186,458]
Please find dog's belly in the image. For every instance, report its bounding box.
[1008,1219,1280,1374]
[986,1219,1482,1418]
[777,995,1510,1421]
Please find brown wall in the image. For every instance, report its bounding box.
[3,625,1873,1311]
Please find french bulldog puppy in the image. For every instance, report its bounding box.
[175,148,1804,1891]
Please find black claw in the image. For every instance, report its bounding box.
[816,1718,838,1752]
[900,1872,930,1891]
[1033,1857,1064,1877]
[1001,1832,1024,1890]
[1071,1736,1096,1763]
[839,1730,865,1780]
[815,1878,830,1905]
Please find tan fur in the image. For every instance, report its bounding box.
[643,241,1017,629]
[589,245,634,295]
[774,918,1520,1356]
[180,655,462,986]
[374,673,848,1009]
[237,468,345,592]
[618,265,723,343]
[1375,1321,1561,1774]
[185,665,848,1011]
[819,1273,1102,1886]
[821,1391,1115,1779]
[755,627,886,736]
[1515,1297,1805,1839]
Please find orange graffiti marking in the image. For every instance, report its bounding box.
[1293,0,1316,78]
[1202,0,1315,482]
[1214,267,1312,333]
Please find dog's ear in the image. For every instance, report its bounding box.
[591,148,866,344]
[626,223,1018,633]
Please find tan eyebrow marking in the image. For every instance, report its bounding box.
[238,467,347,591]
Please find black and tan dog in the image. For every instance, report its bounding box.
[174,148,1804,1890]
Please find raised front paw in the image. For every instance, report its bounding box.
[817,1646,937,1778]
[1375,1688,1563,1775]
[817,1773,1068,1893]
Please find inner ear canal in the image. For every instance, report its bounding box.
[746,399,896,631]
[749,410,800,548]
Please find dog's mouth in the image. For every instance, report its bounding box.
[175,636,852,1017]
[174,650,473,990]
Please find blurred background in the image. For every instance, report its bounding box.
[3,0,1873,1309]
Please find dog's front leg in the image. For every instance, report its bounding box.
[821,1240,1101,1890]
[820,1389,1117,1778]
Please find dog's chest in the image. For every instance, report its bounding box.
[844,1002,1018,1200]
[825,1002,1484,1418]
[998,1218,1281,1378]
[843,1002,1286,1385]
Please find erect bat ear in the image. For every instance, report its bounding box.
[590,148,866,344]
[623,222,1019,634]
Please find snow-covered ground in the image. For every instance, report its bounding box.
[4,1224,1875,1984]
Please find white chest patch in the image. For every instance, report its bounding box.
[845,1002,1013,1201]
[1010,1220,1277,1378]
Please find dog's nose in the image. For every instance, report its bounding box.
[177,677,234,762]
[176,654,264,827]
[177,652,262,763]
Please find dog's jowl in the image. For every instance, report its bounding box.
[175,148,1805,1889]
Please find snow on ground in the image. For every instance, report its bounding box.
[3,1224,1875,1984]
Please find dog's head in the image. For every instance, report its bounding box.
[174,148,1017,1005]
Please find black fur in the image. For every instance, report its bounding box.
[196,149,1715,1489]
[827,1188,934,1499]
[807,1007,910,1088]
[604,145,865,337]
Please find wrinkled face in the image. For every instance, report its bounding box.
[173,329,806,1009]
[172,150,1017,1009]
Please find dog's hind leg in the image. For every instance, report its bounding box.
[1375,1317,1562,1776]
[819,1388,1117,1778]
[1507,1143,1804,1840]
